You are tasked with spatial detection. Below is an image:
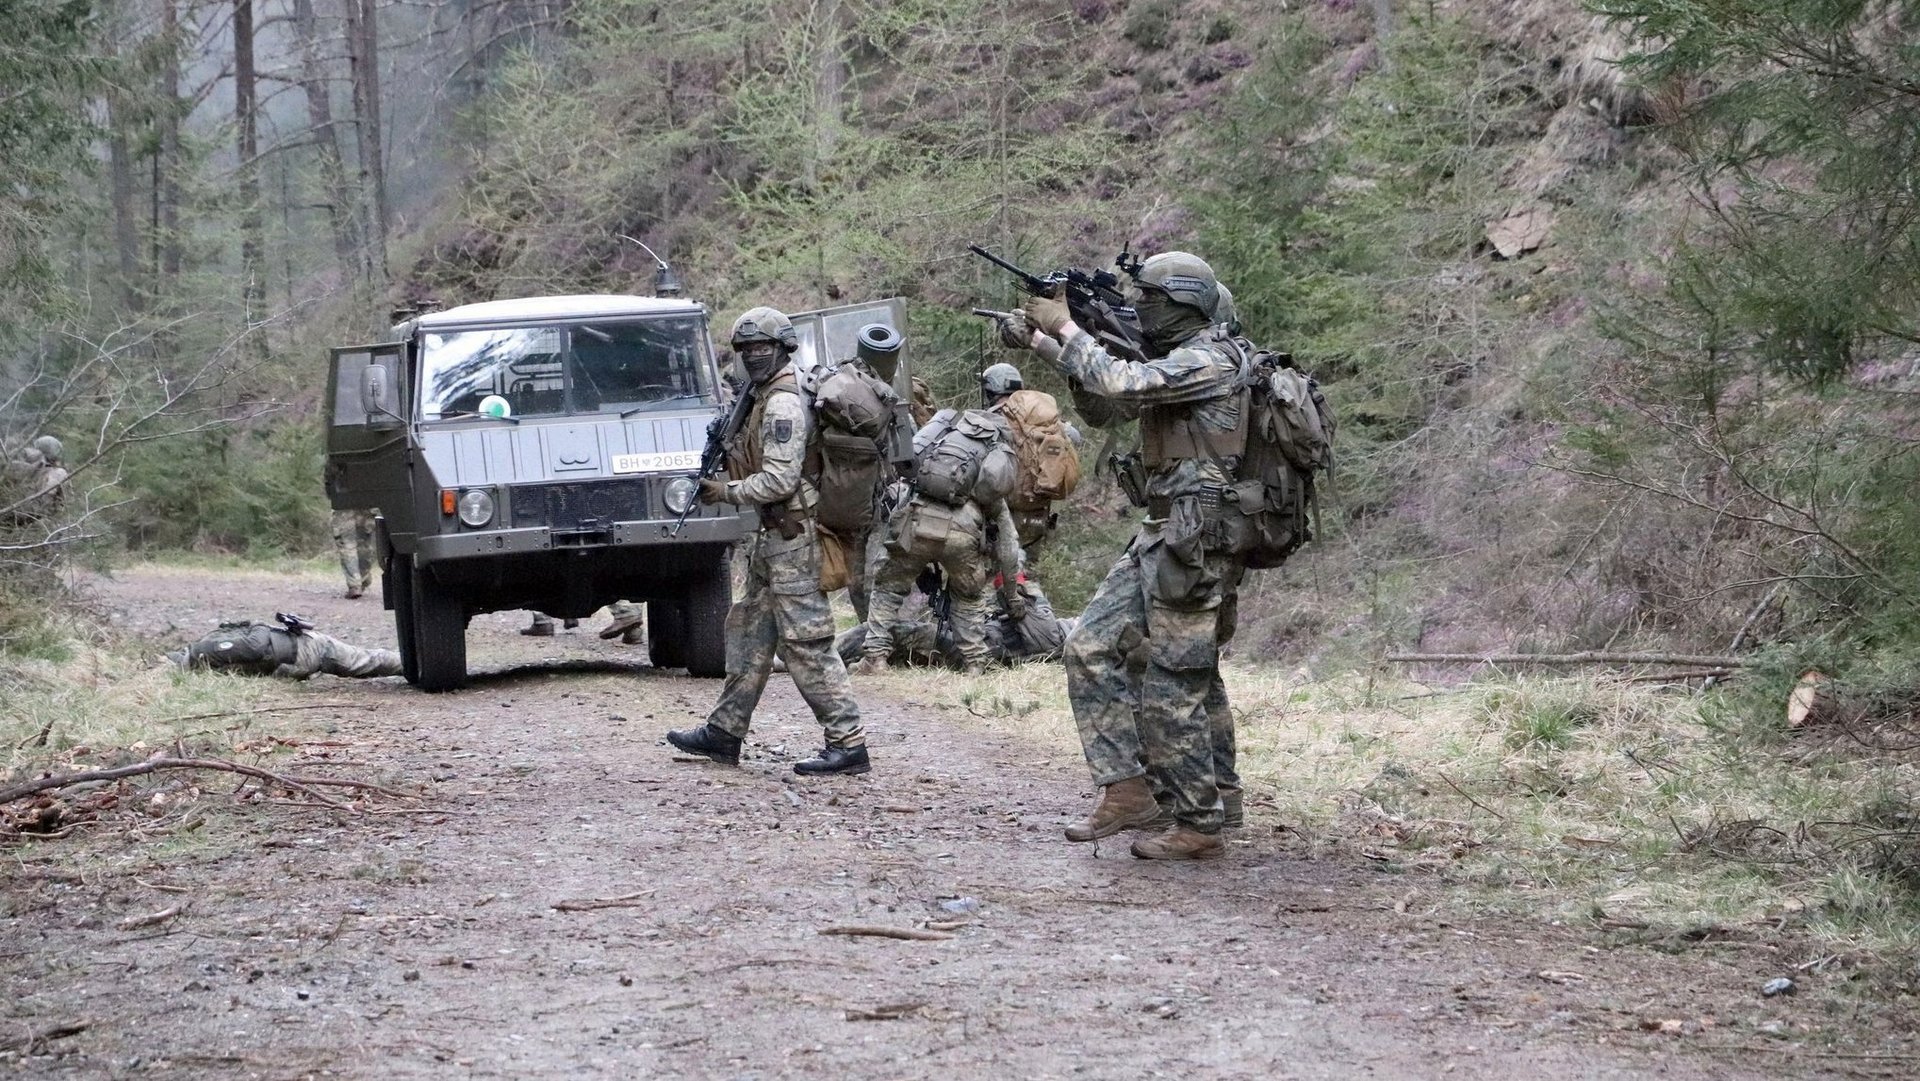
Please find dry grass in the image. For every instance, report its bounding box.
[871,658,1920,971]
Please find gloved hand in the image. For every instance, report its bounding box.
[1021,295,1071,338]
[697,477,729,505]
[997,313,1035,351]
[1003,593,1027,622]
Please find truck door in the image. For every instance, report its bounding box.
[325,342,409,513]
[786,297,910,398]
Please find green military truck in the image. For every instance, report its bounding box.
[323,293,907,692]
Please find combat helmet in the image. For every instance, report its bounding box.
[1134,251,1220,319]
[1212,282,1240,334]
[980,362,1024,401]
[729,307,798,351]
[31,435,62,463]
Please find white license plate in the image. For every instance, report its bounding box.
[610,451,700,475]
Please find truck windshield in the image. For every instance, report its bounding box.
[418,316,715,419]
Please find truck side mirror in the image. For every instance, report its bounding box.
[359,365,397,425]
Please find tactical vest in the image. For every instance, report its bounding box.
[1138,336,1248,467]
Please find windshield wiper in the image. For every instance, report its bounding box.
[619,394,704,419]
[435,408,520,425]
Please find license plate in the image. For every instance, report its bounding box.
[610,451,699,475]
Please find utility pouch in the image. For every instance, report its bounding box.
[1109,451,1149,508]
[760,503,804,540]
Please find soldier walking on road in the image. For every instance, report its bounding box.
[665,307,870,776]
[1001,252,1246,861]
[331,509,377,599]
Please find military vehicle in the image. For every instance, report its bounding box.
[323,291,907,692]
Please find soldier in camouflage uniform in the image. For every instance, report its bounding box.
[853,409,1024,677]
[666,307,869,776]
[1002,252,1245,861]
[331,508,377,599]
[836,575,1070,669]
[169,616,402,680]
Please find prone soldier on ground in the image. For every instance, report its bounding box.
[665,307,871,776]
[166,612,402,680]
[835,574,1070,670]
[853,400,1025,678]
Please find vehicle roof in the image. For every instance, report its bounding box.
[412,295,704,330]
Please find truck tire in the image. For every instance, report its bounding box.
[681,553,732,678]
[647,600,684,670]
[389,555,420,684]
[411,567,469,692]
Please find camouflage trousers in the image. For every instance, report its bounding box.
[331,510,376,593]
[843,525,883,624]
[1063,521,1244,834]
[284,630,403,680]
[708,523,864,748]
[864,503,994,671]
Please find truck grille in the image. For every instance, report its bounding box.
[508,480,655,531]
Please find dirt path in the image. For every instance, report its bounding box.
[1,566,1890,1078]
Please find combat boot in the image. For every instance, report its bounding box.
[598,611,644,640]
[520,615,555,637]
[1064,777,1161,842]
[665,723,742,765]
[1222,788,1245,830]
[794,744,871,776]
[1131,827,1225,861]
[851,654,888,676]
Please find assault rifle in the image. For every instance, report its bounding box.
[671,381,757,537]
[967,243,1149,363]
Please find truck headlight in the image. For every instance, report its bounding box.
[457,489,495,527]
[664,477,698,515]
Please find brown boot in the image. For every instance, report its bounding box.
[1130,827,1225,861]
[1064,778,1161,842]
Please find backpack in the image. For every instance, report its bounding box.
[913,409,1006,508]
[1222,339,1335,570]
[802,363,899,535]
[998,389,1082,513]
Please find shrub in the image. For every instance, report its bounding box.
[1123,0,1175,52]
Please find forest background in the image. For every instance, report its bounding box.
[8,0,1920,989]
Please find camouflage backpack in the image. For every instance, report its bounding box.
[913,409,1008,508]
[803,363,900,535]
[997,389,1081,512]
[1220,337,1335,569]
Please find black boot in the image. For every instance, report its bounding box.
[794,745,870,776]
[665,724,741,765]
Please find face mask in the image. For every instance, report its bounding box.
[737,342,785,384]
[1135,290,1208,356]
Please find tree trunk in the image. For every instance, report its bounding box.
[345,0,390,283]
[106,91,142,312]
[157,0,182,284]
[292,0,362,281]
[234,0,266,351]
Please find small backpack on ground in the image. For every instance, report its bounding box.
[1222,338,1335,570]
[913,409,1005,508]
[998,389,1082,513]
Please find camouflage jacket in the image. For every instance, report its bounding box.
[724,367,816,516]
[1052,329,1241,501]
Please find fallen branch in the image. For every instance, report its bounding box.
[0,757,414,809]
[1387,652,1746,667]
[118,903,187,931]
[1,1020,88,1053]
[1434,770,1506,821]
[818,925,954,942]
[551,890,655,912]
[154,702,376,726]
